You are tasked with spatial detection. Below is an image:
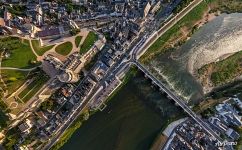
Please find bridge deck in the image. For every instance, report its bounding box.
[133,61,223,142]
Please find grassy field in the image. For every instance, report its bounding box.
[209,0,242,13]
[51,111,89,150]
[1,70,29,95]
[75,36,82,47]
[1,37,39,68]
[141,1,209,62]
[198,51,242,86]
[80,32,98,55]
[55,42,73,56]
[31,40,54,56]
[141,0,242,63]
[18,74,49,103]
[60,70,185,150]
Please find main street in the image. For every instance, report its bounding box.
[44,0,221,149]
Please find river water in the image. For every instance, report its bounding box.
[60,13,242,150]
[61,70,185,150]
[148,13,242,104]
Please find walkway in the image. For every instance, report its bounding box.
[39,29,89,61]
[163,118,187,136]
[0,67,38,71]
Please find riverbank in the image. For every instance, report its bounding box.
[60,69,185,150]
[50,68,138,150]
[141,0,211,62]
[197,51,242,93]
[142,0,242,97]
[150,118,187,150]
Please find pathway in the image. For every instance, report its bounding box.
[28,37,42,61]
[31,29,90,62]
[0,66,38,71]
[0,52,7,88]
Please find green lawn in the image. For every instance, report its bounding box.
[1,37,39,69]
[55,42,73,56]
[18,74,49,103]
[31,40,54,56]
[75,36,82,47]
[1,70,29,95]
[141,1,208,62]
[80,32,98,55]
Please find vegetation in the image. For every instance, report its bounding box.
[173,0,193,14]
[208,0,242,13]
[234,126,242,150]
[51,111,89,150]
[75,36,82,47]
[40,99,55,111]
[141,0,242,62]
[70,29,80,36]
[55,41,73,56]
[3,127,21,150]
[193,98,225,113]
[0,100,9,129]
[1,37,39,68]
[198,51,242,86]
[141,1,209,62]
[6,5,27,17]
[84,51,101,71]
[59,69,185,150]
[31,40,54,56]
[18,73,49,103]
[80,32,98,55]
[1,70,29,95]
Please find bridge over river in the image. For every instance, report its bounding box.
[131,61,223,143]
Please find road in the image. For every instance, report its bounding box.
[43,0,222,149]
[136,0,204,59]
[132,61,223,142]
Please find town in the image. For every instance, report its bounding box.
[0,0,241,150]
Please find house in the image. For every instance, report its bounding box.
[37,27,62,39]
[216,103,242,127]
[233,97,242,110]
[226,128,240,140]
[209,117,228,133]
[18,119,34,133]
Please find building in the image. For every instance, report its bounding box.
[37,26,63,40]
[4,8,11,21]
[18,119,34,133]
[36,4,43,26]
[0,18,5,26]
[57,69,79,83]
[143,2,151,18]
[151,1,161,14]
[226,128,240,140]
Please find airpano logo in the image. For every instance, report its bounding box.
[215,141,237,147]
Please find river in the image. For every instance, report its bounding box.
[148,13,242,104]
[61,70,185,150]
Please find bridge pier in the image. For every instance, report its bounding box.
[166,95,172,100]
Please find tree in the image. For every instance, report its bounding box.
[40,100,54,111]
